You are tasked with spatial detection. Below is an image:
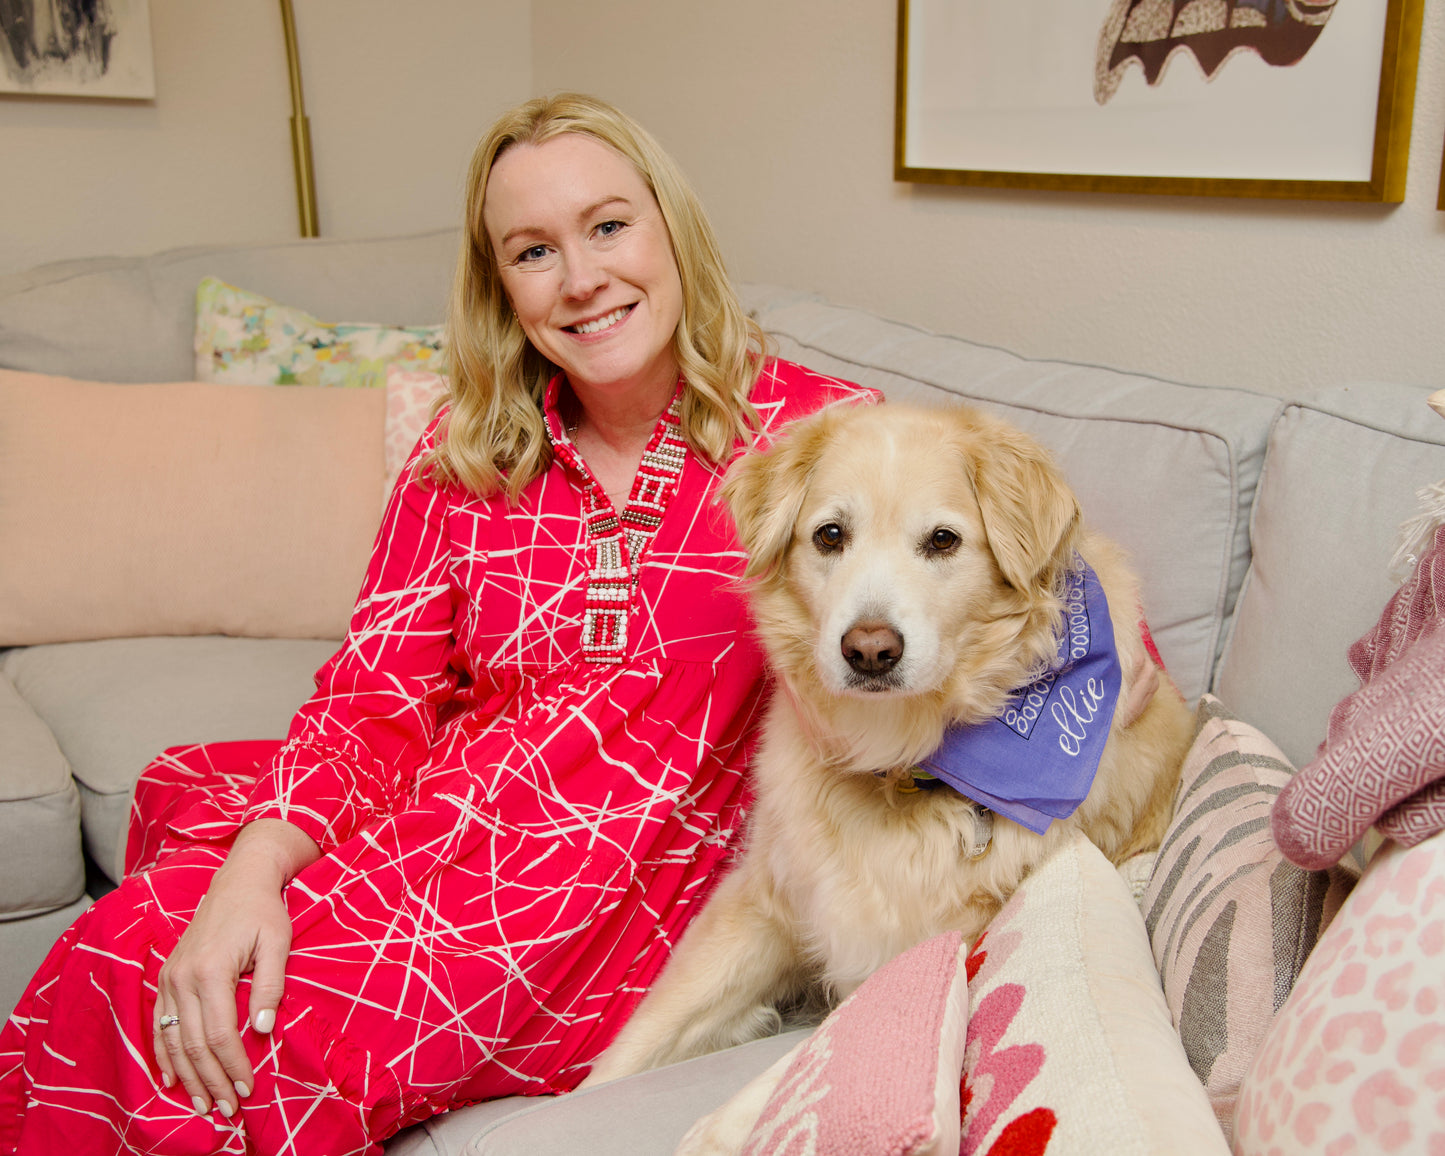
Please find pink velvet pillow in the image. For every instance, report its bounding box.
[0,370,386,645]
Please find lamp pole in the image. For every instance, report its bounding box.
[279,0,319,237]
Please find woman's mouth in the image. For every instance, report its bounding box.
[567,305,633,335]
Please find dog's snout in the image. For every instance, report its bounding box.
[841,622,904,676]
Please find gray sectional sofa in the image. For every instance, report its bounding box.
[2,228,1443,1153]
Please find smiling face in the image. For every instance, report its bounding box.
[483,133,685,408]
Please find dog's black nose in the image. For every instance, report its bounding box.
[842,623,904,675]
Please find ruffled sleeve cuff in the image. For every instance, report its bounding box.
[242,732,405,854]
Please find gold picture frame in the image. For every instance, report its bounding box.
[1438,124,1445,211]
[895,0,1424,202]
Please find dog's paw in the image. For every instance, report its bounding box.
[674,1106,753,1156]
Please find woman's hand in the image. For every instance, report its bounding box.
[152,819,320,1118]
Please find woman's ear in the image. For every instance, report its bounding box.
[720,413,828,581]
[964,415,1081,594]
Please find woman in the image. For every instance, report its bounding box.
[0,94,875,1155]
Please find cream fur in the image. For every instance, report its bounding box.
[585,403,1193,1097]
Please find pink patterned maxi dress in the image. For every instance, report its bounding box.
[0,359,877,1155]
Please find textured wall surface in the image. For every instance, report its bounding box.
[0,0,530,277]
[533,0,1445,396]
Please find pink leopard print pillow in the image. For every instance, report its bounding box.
[383,366,448,502]
[1234,830,1445,1153]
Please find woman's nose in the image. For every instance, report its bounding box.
[561,247,607,299]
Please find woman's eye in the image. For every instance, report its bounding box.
[813,523,846,552]
[596,220,626,238]
[517,245,549,264]
[927,528,960,553]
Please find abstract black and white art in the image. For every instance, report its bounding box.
[0,0,154,98]
[895,0,1420,200]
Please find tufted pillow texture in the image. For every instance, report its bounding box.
[194,277,444,390]
[739,931,970,1156]
[1142,695,1356,1141]
[961,830,1228,1155]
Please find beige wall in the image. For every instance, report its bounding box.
[0,0,530,277]
[5,2,1443,396]
[533,1,1445,395]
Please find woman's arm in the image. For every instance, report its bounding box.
[153,420,470,1117]
[243,418,467,853]
[152,818,320,1118]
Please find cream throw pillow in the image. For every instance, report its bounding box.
[0,370,385,645]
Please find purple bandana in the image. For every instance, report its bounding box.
[916,558,1120,835]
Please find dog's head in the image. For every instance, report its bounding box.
[722,403,1081,725]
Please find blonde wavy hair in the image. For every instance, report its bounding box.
[425,93,768,501]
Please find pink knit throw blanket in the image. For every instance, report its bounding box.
[1273,522,1445,869]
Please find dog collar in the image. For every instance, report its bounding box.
[876,769,994,859]
[916,556,1120,836]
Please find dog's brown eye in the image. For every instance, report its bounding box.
[813,523,846,552]
[927,528,960,553]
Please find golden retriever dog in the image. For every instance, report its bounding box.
[584,402,1193,1141]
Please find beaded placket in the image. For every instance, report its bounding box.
[546,379,689,664]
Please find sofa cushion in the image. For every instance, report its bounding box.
[0,371,385,646]
[0,670,85,918]
[745,295,1281,704]
[1,636,339,882]
[443,1030,815,1155]
[1215,383,1445,767]
[195,277,445,389]
[0,895,92,1026]
[0,229,458,384]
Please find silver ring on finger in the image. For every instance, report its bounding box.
[158,1014,181,1029]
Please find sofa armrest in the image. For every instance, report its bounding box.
[0,662,85,918]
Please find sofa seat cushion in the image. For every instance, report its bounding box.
[1,636,339,883]
[0,669,84,918]
[743,294,1282,704]
[1215,383,1445,767]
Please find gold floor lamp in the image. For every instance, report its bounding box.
[280,0,319,237]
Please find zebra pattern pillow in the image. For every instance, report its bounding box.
[1142,695,1357,1143]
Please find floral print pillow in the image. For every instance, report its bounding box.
[194,277,444,390]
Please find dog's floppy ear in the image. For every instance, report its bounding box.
[720,412,828,580]
[967,417,1081,593]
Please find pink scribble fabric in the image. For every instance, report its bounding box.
[0,360,878,1156]
[1273,523,1445,869]
[741,932,969,1156]
[1233,831,1445,1154]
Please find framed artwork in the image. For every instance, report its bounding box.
[1439,127,1445,211]
[1,0,155,99]
[895,0,1423,202]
